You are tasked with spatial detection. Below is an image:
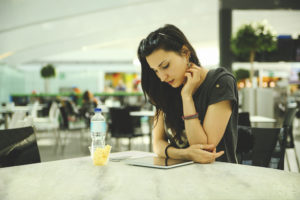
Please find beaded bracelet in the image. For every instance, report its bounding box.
[165,144,172,159]
[182,113,199,120]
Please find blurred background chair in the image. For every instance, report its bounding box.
[126,105,142,132]
[251,127,281,168]
[282,107,298,148]
[10,115,34,129]
[237,125,296,171]
[0,126,41,168]
[7,110,27,129]
[276,115,300,172]
[33,101,60,131]
[238,112,251,127]
[236,108,300,170]
[236,112,253,164]
[29,101,40,118]
[108,107,144,151]
[33,101,61,152]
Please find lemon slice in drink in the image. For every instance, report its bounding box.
[93,145,112,166]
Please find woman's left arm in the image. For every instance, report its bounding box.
[203,100,232,145]
[182,96,232,146]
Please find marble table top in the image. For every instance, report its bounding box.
[0,151,299,200]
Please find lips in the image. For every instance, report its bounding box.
[167,79,174,85]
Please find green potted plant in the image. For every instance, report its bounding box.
[40,64,56,93]
[231,20,277,85]
[233,68,250,82]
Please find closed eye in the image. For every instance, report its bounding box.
[162,64,169,69]
[153,63,169,73]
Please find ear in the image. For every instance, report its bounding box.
[181,45,190,59]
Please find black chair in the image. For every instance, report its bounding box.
[282,107,298,148]
[296,101,300,119]
[126,105,141,131]
[236,110,295,169]
[251,127,281,168]
[238,112,251,126]
[0,126,41,168]
[238,126,290,170]
[236,112,253,164]
[276,127,290,170]
[109,107,144,151]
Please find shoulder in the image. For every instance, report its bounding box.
[207,67,236,87]
[207,68,238,105]
[216,74,236,87]
[212,67,235,79]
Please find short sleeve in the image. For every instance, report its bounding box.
[208,75,237,106]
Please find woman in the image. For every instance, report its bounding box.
[137,24,238,163]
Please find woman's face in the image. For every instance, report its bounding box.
[146,48,188,88]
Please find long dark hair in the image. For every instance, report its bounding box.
[137,24,200,137]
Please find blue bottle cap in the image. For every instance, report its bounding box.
[94,108,102,112]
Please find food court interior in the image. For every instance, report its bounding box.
[1,0,300,172]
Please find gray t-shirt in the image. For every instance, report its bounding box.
[165,67,238,163]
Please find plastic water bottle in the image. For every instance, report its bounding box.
[90,108,106,156]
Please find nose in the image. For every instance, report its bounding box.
[157,70,168,82]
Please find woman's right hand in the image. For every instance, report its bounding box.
[185,144,224,164]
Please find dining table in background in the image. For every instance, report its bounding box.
[250,115,277,128]
[250,115,276,123]
[0,105,44,129]
[0,151,300,200]
[0,107,28,129]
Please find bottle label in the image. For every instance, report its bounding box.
[91,121,106,133]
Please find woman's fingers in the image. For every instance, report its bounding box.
[186,67,201,74]
[184,72,192,82]
[190,148,225,164]
[214,151,224,158]
[186,69,197,77]
[204,151,224,163]
[187,68,199,72]
[200,144,215,151]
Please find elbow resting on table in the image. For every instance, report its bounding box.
[153,140,165,158]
